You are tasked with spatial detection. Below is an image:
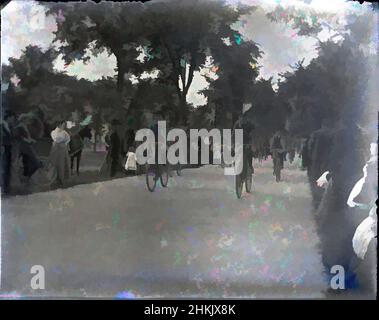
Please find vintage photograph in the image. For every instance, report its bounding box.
[0,0,377,299]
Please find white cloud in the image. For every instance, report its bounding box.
[53,52,117,81]
[140,70,159,80]
[1,0,57,64]
[187,71,208,107]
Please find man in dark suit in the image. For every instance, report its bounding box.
[109,119,122,177]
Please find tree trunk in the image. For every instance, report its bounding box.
[179,93,187,126]
[214,102,220,129]
[116,55,126,94]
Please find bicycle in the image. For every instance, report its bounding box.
[168,163,182,177]
[176,163,182,176]
[167,136,183,176]
[145,163,169,192]
[145,142,169,192]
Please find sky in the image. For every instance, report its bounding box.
[1,0,375,106]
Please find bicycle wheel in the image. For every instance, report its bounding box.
[235,173,243,199]
[246,166,253,193]
[176,164,182,176]
[146,164,157,192]
[160,164,169,187]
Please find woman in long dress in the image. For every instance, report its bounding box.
[49,120,71,185]
[99,123,111,176]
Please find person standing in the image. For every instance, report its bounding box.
[233,115,255,175]
[100,123,111,151]
[9,115,43,188]
[270,130,285,173]
[308,119,335,209]
[49,120,71,185]
[17,124,42,179]
[109,120,122,177]
[124,128,136,158]
[287,138,296,164]
[124,145,137,175]
[99,123,111,176]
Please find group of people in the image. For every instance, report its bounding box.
[99,119,137,178]
[2,107,305,197]
[233,114,376,290]
[233,113,301,181]
[299,116,377,291]
[1,109,92,195]
[1,110,43,195]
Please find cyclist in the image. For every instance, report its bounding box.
[148,114,168,184]
[149,120,162,179]
[270,130,285,179]
[168,134,183,176]
[233,114,255,177]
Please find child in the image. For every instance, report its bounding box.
[125,146,137,175]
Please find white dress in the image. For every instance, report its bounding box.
[125,152,137,171]
[49,127,71,183]
[51,128,70,144]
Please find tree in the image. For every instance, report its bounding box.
[274,11,377,293]
[141,0,253,125]
[202,39,260,127]
[6,45,59,90]
[2,45,98,124]
[129,78,179,127]
[266,4,339,38]
[244,78,281,150]
[44,1,146,94]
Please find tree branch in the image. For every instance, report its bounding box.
[161,36,183,101]
[184,52,197,96]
